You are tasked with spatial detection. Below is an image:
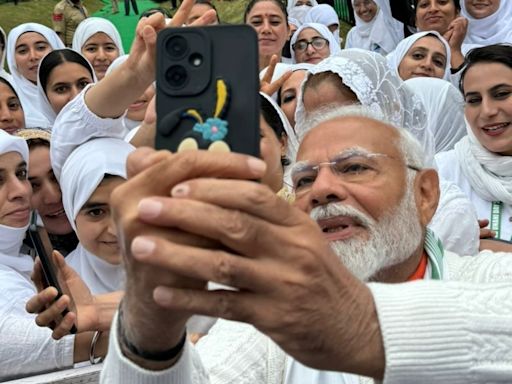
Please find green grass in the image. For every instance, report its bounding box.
[0,0,104,36]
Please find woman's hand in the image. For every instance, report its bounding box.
[260,55,292,97]
[443,16,468,69]
[478,218,496,239]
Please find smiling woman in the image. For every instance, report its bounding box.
[0,77,25,134]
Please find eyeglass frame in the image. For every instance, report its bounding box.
[292,36,329,53]
[290,149,422,195]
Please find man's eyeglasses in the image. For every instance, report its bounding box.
[290,150,421,197]
[292,37,329,53]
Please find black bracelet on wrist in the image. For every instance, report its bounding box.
[118,302,187,362]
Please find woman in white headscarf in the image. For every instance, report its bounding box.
[461,0,512,54]
[290,22,341,64]
[72,17,124,80]
[0,26,12,82]
[36,48,96,125]
[294,49,480,256]
[405,77,466,153]
[436,44,512,244]
[386,31,451,81]
[0,130,78,380]
[287,0,319,23]
[304,4,341,45]
[6,23,65,129]
[345,0,403,55]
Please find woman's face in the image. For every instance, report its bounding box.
[353,0,378,22]
[0,82,25,134]
[81,32,119,80]
[293,28,331,64]
[463,62,512,155]
[279,69,307,127]
[398,36,447,80]
[416,0,459,34]
[126,84,155,122]
[75,176,124,264]
[28,145,73,235]
[14,32,52,84]
[260,115,284,192]
[302,79,359,114]
[295,0,313,5]
[464,0,499,19]
[247,1,290,59]
[0,151,31,228]
[45,61,94,115]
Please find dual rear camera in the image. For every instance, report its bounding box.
[165,36,203,89]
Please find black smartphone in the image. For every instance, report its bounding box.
[155,25,260,157]
[28,213,77,334]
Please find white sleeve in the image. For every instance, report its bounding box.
[369,280,512,384]
[101,313,280,384]
[0,269,74,381]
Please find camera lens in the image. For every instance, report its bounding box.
[166,65,188,89]
[166,36,188,59]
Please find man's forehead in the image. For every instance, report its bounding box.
[297,116,400,160]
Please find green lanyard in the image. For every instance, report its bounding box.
[491,201,503,239]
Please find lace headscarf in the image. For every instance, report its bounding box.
[386,31,451,81]
[294,49,435,166]
[405,77,466,153]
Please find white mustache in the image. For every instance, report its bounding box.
[309,203,374,229]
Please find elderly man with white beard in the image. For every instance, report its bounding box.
[101,105,512,384]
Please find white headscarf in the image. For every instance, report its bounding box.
[0,27,12,83]
[71,17,125,56]
[345,0,403,55]
[0,130,32,276]
[386,31,452,81]
[6,23,65,129]
[405,77,466,153]
[287,0,318,12]
[288,17,301,29]
[36,49,96,125]
[304,4,341,45]
[60,138,134,294]
[290,23,341,63]
[454,122,512,205]
[461,0,512,53]
[295,49,435,166]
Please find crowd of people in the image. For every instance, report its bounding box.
[0,0,512,382]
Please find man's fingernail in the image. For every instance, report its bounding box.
[132,237,156,258]
[138,199,162,218]
[247,157,266,174]
[171,183,189,197]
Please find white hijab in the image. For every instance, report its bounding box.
[405,77,466,153]
[345,0,403,55]
[454,121,512,205]
[0,130,32,276]
[287,0,318,11]
[71,17,125,57]
[0,27,12,83]
[290,23,341,63]
[58,138,134,294]
[6,23,65,129]
[386,31,452,81]
[304,4,341,45]
[461,0,512,53]
[295,49,435,166]
[36,48,96,125]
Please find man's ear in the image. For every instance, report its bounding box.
[414,169,440,227]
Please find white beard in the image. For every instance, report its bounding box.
[310,185,423,282]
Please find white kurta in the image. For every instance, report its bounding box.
[100,249,512,384]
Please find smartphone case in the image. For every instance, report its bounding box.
[155,25,260,157]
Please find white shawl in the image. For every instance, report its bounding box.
[290,23,341,63]
[71,17,125,56]
[405,77,466,153]
[6,23,65,129]
[345,0,403,55]
[454,124,512,205]
[304,4,341,45]
[386,31,451,81]
[0,130,32,276]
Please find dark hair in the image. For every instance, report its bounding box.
[0,77,19,99]
[0,30,5,52]
[459,44,512,93]
[414,0,460,10]
[38,49,94,96]
[27,138,50,150]
[193,0,221,23]
[303,71,358,102]
[260,94,289,166]
[139,7,172,18]
[244,0,288,23]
